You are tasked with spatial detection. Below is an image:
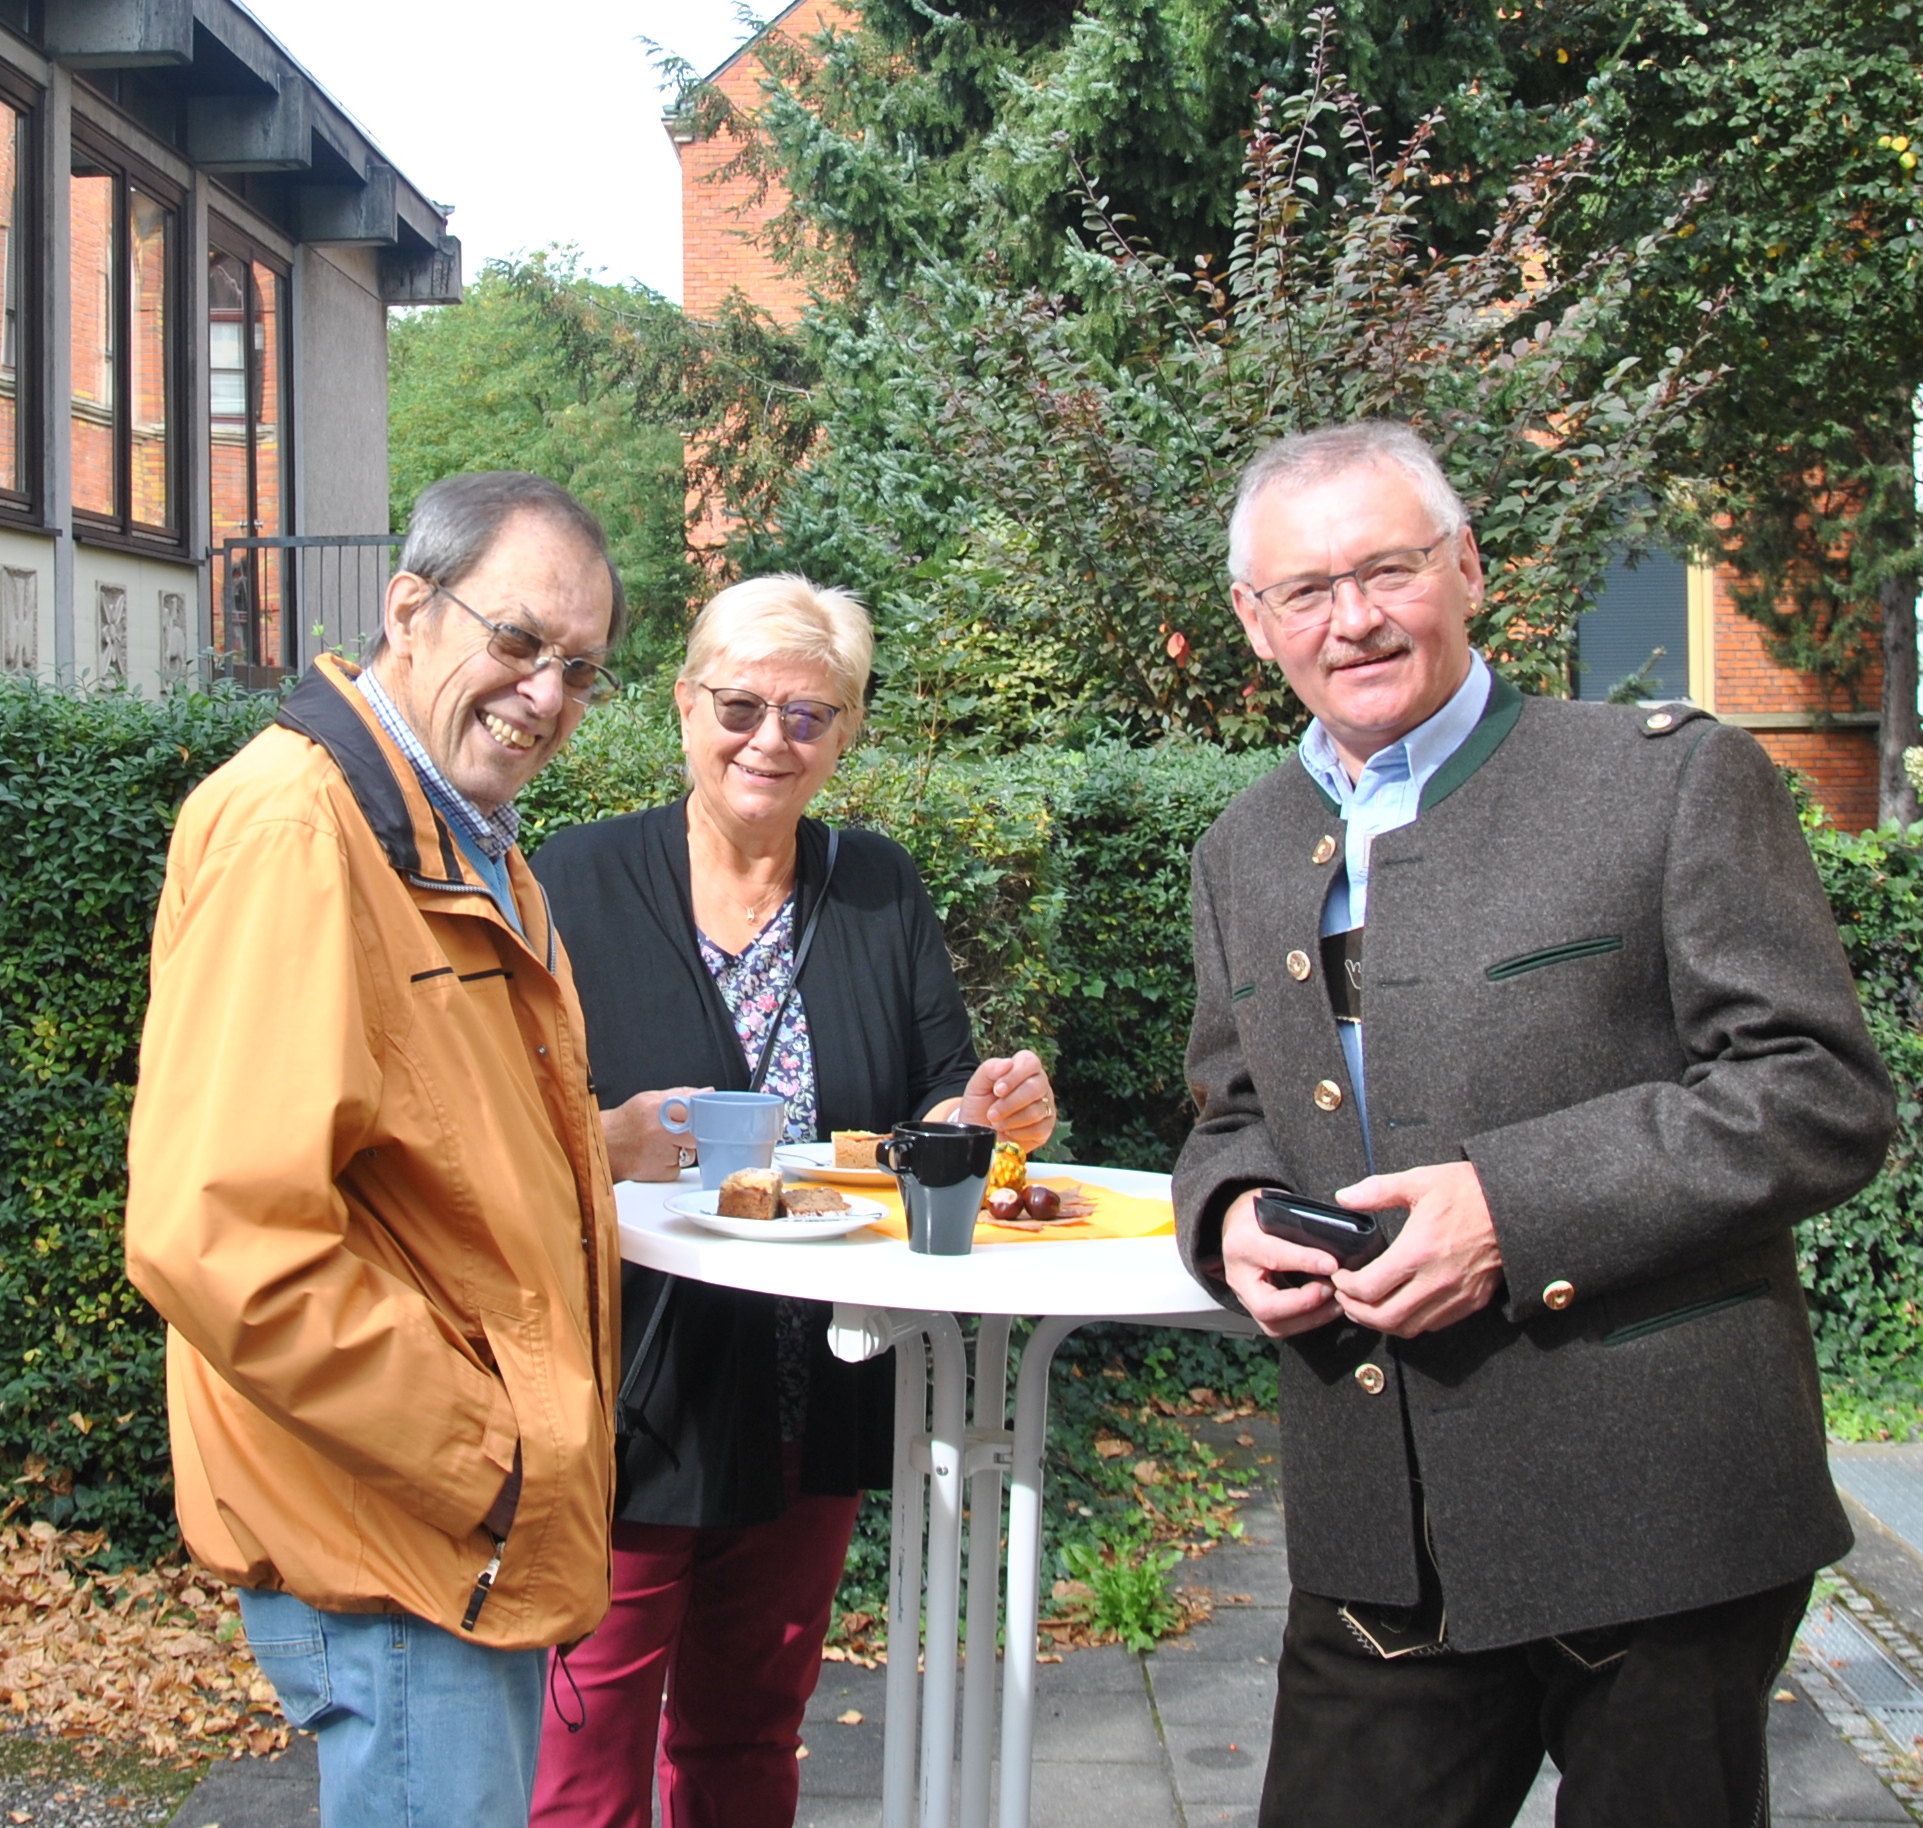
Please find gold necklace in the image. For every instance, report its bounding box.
[744,871,793,925]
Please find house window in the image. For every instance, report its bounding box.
[0,89,31,506]
[1576,550,1691,702]
[208,228,290,668]
[70,143,179,541]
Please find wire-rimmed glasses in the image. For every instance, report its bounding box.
[1243,539,1450,630]
[433,584,621,706]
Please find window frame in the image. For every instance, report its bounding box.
[68,121,185,553]
[207,213,293,669]
[0,65,41,527]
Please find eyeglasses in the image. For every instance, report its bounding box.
[1244,539,1450,630]
[433,584,621,706]
[697,683,843,744]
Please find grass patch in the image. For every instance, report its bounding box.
[1824,1372,1923,1444]
[0,1724,199,1818]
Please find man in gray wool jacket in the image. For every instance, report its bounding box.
[1174,421,1896,1827]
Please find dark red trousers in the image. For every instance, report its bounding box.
[528,1450,860,1828]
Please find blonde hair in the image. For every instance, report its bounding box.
[678,574,873,735]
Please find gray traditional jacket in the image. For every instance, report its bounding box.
[1174,677,1895,1652]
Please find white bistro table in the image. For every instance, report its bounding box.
[617,1164,1256,1828]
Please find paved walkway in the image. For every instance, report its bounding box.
[169,1421,1923,1827]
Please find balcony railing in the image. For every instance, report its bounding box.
[216,533,398,688]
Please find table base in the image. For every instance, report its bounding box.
[830,1302,1257,1828]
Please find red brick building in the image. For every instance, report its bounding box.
[671,8,1888,829]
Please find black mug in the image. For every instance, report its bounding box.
[878,1122,996,1256]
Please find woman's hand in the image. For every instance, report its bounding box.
[939,1050,1057,1154]
[601,1086,711,1182]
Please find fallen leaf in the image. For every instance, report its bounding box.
[796,1745,809,1760]
[1235,1433,1255,1447]
[1774,1689,1798,1702]
[1093,1436,1130,1459]
[836,1709,863,1725]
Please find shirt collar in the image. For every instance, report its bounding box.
[354,667,521,860]
[1299,651,1493,810]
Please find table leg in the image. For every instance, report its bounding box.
[998,1314,1091,1828]
[917,1315,969,1828]
[882,1327,927,1828]
[957,1313,1012,1828]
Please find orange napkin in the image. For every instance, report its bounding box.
[822,1176,1175,1245]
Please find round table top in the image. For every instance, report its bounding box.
[616,1162,1239,1322]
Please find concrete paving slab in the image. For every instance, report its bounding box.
[1834,1448,1923,1562]
[165,1734,318,1828]
[1158,1720,1269,1808]
[1142,1652,1281,1729]
[1768,1672,1914,1823]
[1031,1686,1164,1763]
[1025,1756,1180,1827]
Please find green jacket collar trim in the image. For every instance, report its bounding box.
[1293,670,1525,818]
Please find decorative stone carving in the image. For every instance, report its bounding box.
[0,567,35,674]
[160,589,189,681]
[97,583,128,679]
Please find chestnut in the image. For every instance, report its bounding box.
[1023,1185,1062,1221]
[986,1186,1027,1223]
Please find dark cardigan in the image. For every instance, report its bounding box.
[531,800,979,1528]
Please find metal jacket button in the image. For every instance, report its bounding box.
[1286,949,1312,981]
[1354,1363,1386,1395]
[1312,834,1338,866]
[1543,1279,1575,1311]
[1644,710,1674,731]
[1313,1079,1344,1112]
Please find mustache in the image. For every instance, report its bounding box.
[1319,630,1412,671]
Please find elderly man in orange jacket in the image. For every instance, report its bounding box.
[126,472,627,1827]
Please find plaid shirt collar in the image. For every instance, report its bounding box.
[354,668,521,861]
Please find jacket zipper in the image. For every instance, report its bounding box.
[461,1534,506,1632]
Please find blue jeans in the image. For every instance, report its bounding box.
[238,1587,547,1828]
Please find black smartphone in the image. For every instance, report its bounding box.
[1253,1188,1392,1269]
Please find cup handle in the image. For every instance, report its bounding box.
[660,1097,692,1136]
[877,1136,910,1175]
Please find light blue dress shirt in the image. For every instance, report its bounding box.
[1295,651,1493,1158]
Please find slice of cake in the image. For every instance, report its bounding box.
[781,1186,851,1216]
[716,1167,784,1220]
[832,1130,890,1170]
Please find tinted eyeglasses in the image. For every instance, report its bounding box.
[434,584,621,706]
[698,683,843,744]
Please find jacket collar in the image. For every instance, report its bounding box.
[1301,669,1524,816]
[278,656,559,970]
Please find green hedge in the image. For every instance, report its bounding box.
[0,681,274,1556]
[3,676,1920,1557]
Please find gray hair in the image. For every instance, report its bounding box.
[368,471,628,659]
[1226,422,1470,582]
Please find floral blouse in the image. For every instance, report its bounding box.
[697,896,820,1441]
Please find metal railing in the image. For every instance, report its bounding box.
[216,534,400,686]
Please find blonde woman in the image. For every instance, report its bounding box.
[528,576,1057,1827]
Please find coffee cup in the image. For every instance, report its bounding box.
[877,1121,996,1255]
[661,1090,788,1190]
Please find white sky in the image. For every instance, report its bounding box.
[234,0,761,302]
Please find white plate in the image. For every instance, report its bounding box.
[666,1186,887,1242]
[774,1141,894,1188]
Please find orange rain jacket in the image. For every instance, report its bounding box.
[126,655,620,1649]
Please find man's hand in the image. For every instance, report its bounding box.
[601,1086,711,1182]
[1328,1161,1503,1339]
[1220,1190,1345,1339]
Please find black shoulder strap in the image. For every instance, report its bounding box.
[749,826,839,1093]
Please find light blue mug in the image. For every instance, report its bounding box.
[661,1090,788,1190]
